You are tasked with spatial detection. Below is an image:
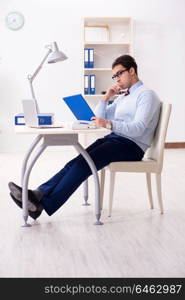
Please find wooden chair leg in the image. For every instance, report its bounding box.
[108,171,116,217]
[155,173,164,214]
[146,173,154,209]
[100,169,105,210]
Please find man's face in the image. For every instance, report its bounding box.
[112,64,133,89]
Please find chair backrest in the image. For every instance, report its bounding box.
[145,102,172,172]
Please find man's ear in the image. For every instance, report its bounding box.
[129,67,135,76]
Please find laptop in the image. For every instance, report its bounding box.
[22,99,63,128]
[62,94,95,121]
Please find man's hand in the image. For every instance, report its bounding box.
[102,84,122,102]
[91,117,111,128]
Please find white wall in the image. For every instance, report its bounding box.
[0,0,185,151]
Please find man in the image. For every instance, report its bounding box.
[8,55,161,220]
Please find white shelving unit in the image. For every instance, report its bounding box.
[83,17,133,100]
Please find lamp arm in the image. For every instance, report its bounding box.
[27,48,52,111]
[28,49,52,81]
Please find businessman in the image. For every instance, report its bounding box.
[8,55,161,219]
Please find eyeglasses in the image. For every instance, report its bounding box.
[112,69,128,80]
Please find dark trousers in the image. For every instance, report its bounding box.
[39,133,144,215]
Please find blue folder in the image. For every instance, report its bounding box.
[62,94,95,121]
[84,75,89,95]
[88,48,94,68]
[84,48,89,68]
[90,74,96,94]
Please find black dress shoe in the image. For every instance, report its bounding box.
[8,182,22,201]
[8,182,43,212]
[10,193,43,220]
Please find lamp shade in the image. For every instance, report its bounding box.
[48,41,67,63]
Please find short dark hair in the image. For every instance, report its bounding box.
[112,55,138,75]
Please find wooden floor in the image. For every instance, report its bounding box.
[0,148,185,278]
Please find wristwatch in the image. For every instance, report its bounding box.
[106,121,112,130]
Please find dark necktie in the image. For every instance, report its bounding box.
[124,89,130,96]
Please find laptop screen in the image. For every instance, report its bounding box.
[62,94,95,121]
[22,99,39,126]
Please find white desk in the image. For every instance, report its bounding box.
[15,126,109,227]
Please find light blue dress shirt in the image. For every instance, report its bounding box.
[94,81,161,151]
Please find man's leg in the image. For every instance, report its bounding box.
[37,136,108,196]
[40,137,144,216]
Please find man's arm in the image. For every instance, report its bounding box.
[94,84,121,124]
[111,91,160,138]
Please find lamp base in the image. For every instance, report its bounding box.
[15,113,54,125]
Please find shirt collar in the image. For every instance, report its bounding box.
[129,80,143,95]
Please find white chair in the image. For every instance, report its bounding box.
[100,103,172,216]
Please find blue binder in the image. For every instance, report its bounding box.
[14,113,53,125]
[84,48,89,68]
[62,94,95,121]
[90,74,96,94]
[84,75,89,94]
[88,48,94,68]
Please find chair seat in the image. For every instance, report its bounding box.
[106,158,158,173]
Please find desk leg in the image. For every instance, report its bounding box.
[74,143,103,225]
[22,143,46,227]
[81,134,90,206]
[21,135,43,185]
[82,180,90,206]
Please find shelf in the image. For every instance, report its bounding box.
[83,94,105,98]
[83,17,133,100]
[84,94,121,97]
[84,68,112,71]
[84,17,132,23]
[84,42,130,46]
